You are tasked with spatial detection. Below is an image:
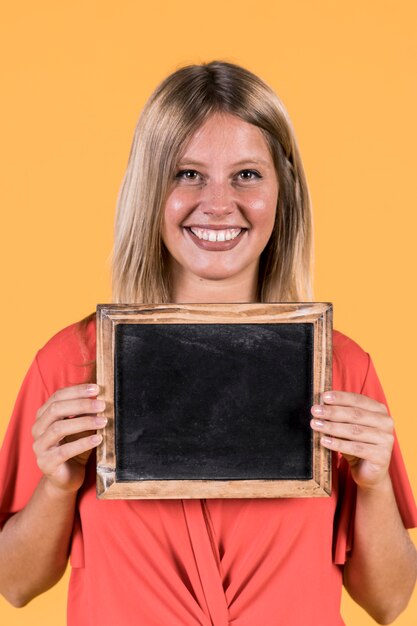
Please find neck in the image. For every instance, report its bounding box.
[169,269,259,304]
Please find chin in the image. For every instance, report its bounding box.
[192,266,244,282]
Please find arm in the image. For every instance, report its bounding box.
[310,391,417,624]
[343,474,417,624]
[0,477,77,607]
[0,383,106,607]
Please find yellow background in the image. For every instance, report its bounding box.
[0,1,416,624]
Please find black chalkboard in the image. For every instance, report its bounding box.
[114,323,314,482]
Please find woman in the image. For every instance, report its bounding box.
[0,60,416,625]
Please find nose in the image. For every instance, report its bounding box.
[201,180,235,216]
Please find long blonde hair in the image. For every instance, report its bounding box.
[112,60,313,303]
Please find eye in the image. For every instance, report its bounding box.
[175,169,201,181]
[237,169,262,181]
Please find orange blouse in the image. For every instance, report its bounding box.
[1,317,416,626]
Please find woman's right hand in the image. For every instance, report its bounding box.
[31,383,107,494]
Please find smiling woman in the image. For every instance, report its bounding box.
[112,61,313,305]
[0,60,416,626]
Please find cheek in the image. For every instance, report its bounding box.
[163,193,191,229]
[247,195,277,231]
[167,196,187,213]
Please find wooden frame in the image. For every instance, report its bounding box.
[96,303,332,499]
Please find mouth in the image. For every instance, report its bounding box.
[183,226,248,251]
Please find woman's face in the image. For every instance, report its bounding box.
[161,112,279,292]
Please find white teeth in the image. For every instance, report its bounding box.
[188,227,243,242]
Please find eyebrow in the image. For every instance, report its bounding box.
[177,158,271,167]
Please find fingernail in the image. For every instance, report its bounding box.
[86,384,99,394]
[314,419,325,428]
[93,400,105,411]
[95,416,108,426]
[91,434,102,444]
[321,436,332,446]
[312,405,324,416]
[322,392,335,402]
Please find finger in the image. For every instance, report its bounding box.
[35,384,100,421]
[38,434,103,475]
[311,404,394,432]
[33,415,108,454]
[319,436,392,466]
[310,418,394,446]
[320,390,388,415]
[33,397,105,439]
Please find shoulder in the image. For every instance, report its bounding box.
[332,328,369,363]
[38,312,96,355]
[36,313,96,393]
[332,329,371,393]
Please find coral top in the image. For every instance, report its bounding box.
[0,317,416,626]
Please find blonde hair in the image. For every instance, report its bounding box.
[112,60,313,303]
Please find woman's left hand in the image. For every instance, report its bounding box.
[310,391,395,489]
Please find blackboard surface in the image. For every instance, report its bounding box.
[114,323,314,482]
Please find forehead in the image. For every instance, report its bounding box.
[180,113,272,161]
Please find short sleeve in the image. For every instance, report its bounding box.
[0,317,95,568]
[0,354,47,528]
[333,351,417,565]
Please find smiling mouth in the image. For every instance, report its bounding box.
[183,226,247,251]
[187,226,244,242]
